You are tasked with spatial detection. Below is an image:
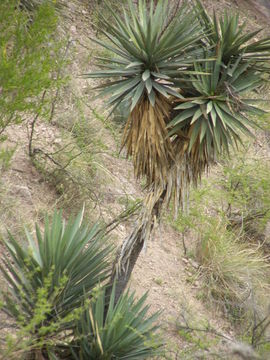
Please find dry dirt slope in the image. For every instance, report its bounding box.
[0,0,270,358]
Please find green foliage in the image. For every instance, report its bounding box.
[169,3,270,160]
[178,329,212,352]
[19,0,65,12]
[86,0,203,110]
[19,0,46,11]
[220,151,270,235]
[168,54,265,157]
[173,146,270,240]
[72,106,104,153]
[0,210,161,359]
[172,149,270,318]
[31,88,114,212]
[196,1,270,67]
[0,209,113,333]
[0,0,64,134]
[90,0,128,33]
[73,284,161,359]
[0,145,16,171]
[197,219,268,313]
[87,0,270,148]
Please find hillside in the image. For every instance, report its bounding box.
[0,0,270,359]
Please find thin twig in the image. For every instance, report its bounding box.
[176,323,233,342]
[28,90,47,157]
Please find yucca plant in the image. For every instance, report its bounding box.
[168,51,266,174]
[86,0,204,187]
[166,4,270,198]
[88,0,270,201]
[0,210,162,359]
[195,0,270,67]
[72,284,161,359]
[0,209,113,335]
[87,0,270,301]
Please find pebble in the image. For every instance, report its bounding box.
[70,25,77,34]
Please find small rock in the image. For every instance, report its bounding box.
[54,138,62,145]
[189,259,199,269]
[70,25,77,33]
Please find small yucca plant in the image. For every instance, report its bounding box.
[0,209,113,334]
[72,284,161,359]
[0,210,162,359]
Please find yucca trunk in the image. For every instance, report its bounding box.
[111,187,166,303]
[121,95,174,188]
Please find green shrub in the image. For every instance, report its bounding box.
[0,0,64,134]
[220,150,270,239]
[19,0,50,11]
[196,219,269,316]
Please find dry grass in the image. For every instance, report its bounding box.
[196,219,270,318]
